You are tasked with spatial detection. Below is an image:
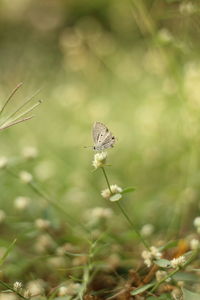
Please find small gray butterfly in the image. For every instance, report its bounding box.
[93,122,116,151]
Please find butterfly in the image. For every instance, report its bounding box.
[92,122,116,151]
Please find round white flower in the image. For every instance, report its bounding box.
[92,152,107,169]
[0,157,8,169]
[158,28,173,44]
[19,171,33,183]
[190,238,199,250]
[179,2,196,15]
[155,270,167,282]
[194,216,200,228]
[22,146,38,159]
[13,281,22,291]
[101,184,122,201]
[90,207,113,219]
[35,219,51,230]
[170,256,185,268]
[101,188,111,199]
[58,286,68,296]
[140,224,154,237]
[142,246,162,267]
[26,279,44,297]
[14,196,30,210]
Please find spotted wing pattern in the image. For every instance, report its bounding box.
[93,122,116,151]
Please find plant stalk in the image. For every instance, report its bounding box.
[101,167,150,250]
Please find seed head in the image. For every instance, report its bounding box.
[92,152,107,169]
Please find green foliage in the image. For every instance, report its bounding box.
[0,239,16,266]
[154,258,171,268]
[182,288,200,300]
[131,283,155,295]
[147,294,172,300]
[0,0,199,298]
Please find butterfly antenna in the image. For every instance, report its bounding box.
[0,82,23,118]
[83,146,93,149]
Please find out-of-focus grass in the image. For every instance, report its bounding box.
[0,0,200,296]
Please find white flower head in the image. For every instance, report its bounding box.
[171,287,183,300]
[90,207,113,219]
[19,171,33,183]
[158,28,173,44]
[101,184,122,201]
[58,283,80,297]
[155,270,167,282]
[35,218,51,230]
[14,196,30,210]
[0,157,8,169]
[194,216,200,228]
[170,256,185,269]
[34,234,55,253]
[179,2,196,15]
[13,281,22,291]
[85,207,113,226]
[140,224,154,237]
[22,146,38,159]
[142,246,162,267]
[26,279,44,297]
[58,286,68,296]
[92,152,107,169]
[190,238,199,250]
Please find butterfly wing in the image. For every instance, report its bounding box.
[93,122,115,151]
[93,122,107,143]
[100,132,115,150]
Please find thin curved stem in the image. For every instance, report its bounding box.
[0,82,23,118]
[101,167,150,250]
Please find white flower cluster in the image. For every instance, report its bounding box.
[140,224,154,237]
[155,270,168,282]
[58,283,81,297]
[194,217,200,234]
[142,246,162,267]
[22,146,38,159]
[101,184,122,202]
[13,281,22,291]
[85,207,113,226]
[19,171,33,183]
[26,279,44,297]
[190,238,199,250]
[170,256,185,269]
[35,218,51,230]
[89,207,113,219]
[0,157,8,169]
[179,2,196,15]
[14,196,30,210]
[92,152,107,169]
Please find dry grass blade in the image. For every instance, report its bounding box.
[0,116,34,131]
[0,82,23,117]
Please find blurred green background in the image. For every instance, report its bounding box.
[0,0,200,259]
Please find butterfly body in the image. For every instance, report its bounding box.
[93,122,116,151]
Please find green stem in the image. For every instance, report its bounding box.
[101,167,112,193]
[151,250,198,293]
[117,201,150,250]
[5,167,90,236]
[0,280,29,300]
[101,167,150,250]
[0,83,23,118]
